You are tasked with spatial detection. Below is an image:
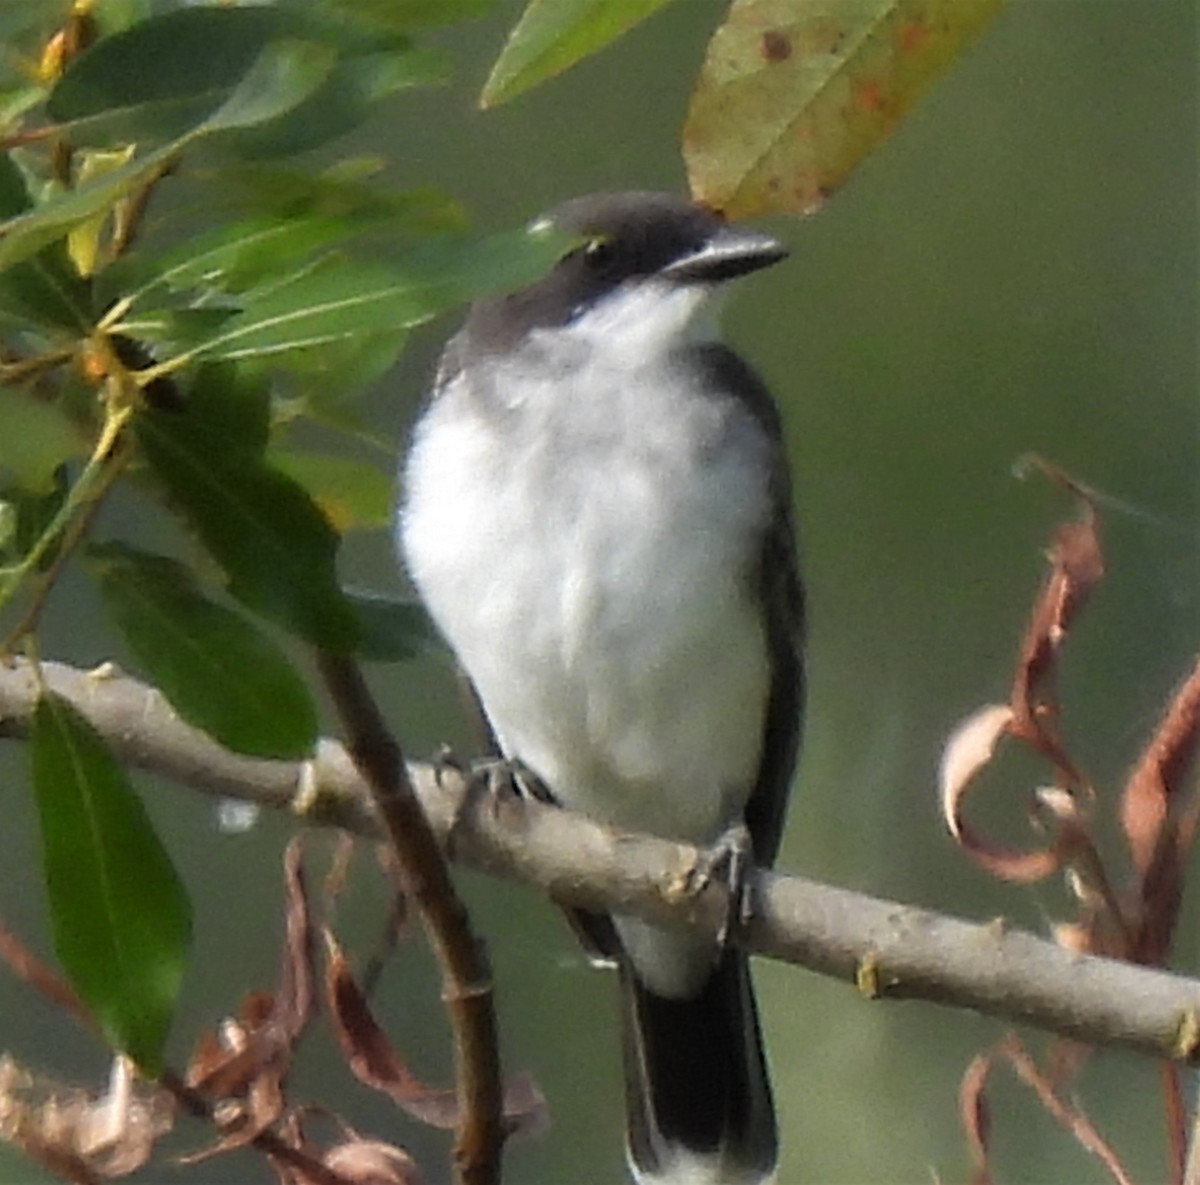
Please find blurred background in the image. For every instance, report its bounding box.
[0,1,1195,1182]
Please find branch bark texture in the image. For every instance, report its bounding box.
[2,658,1199,1067]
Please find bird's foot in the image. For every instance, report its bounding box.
[685,822,756,947]
[434,749,552,854]
[471,754,556,807]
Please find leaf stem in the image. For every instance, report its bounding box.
[0,386,134,649]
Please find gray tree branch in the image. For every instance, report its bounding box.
[2,657,1199,1066]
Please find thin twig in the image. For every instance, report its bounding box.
[315,652,503,1185]
[0,436,130,652]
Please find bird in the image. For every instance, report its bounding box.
[399,191,803,1185]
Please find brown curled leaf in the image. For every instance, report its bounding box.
[998,1037,1135,1185]
[1120,655,1200,965]
[179,1002,288,1163]
[1009,494,1104,783]
[324,1138,426,1185]
[322,929,546,1138]
[939,704,1064,882]
[940,704,1013,841]
[1121,654,1200,875]
[185,838,315,1100]
[323,927,459,1129]
[958,1052,992,1185]
[277,835,317,1041]
[0,1054,173,1181]
[269,1110,427,1185]
[181,838,317,1162]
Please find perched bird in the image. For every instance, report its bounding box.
[400,191,803,1185]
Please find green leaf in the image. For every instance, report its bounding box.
[0,393,83,491]
[120,305,241,353]
[188,255,448,360]
[683,0,1009,217]
[135,367,359,651]
[122,214,360,302]
[345,587,445,663]
[223,167,466,232]
[46,5,292,144]
[0,242,93,332]
[199,36,340,136]
[31,692,192,1072]
[160,359,271,456]
[0,469,68,566]
[89,542,319,758]
[222,41,451,160]
[481,0,680,107]
[50,4,445,158]
[0,155,93,329]
[0,141,180,273]
[170,225,573,363]
[0,148,32,218]
[267,447,394,531]
[257,326,410,417]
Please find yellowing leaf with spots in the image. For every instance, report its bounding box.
[684,0,1008,218]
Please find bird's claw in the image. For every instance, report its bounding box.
[686,823,756,947]
[470,755,556,807]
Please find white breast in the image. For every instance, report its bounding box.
[401,303,773,851]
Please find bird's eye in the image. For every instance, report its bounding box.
[583,237,615,266]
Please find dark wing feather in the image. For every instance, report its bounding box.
[686,343,804,869]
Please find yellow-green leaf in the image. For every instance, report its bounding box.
[0,394,82,492]
[267,448,394,531]
[684,0,1009,218]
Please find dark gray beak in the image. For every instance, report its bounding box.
[662,225,787,284]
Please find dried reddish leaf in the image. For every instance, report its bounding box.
[1162,1061,1187,1184]
[1050,921,1096,956]
[939,704,1065,882]
[1009,498,1104,783]
[186,1000,269,1094]
[268,1110,425,1185]
[182,838,317,1161]
[180,1008,288,1162]
[999,1037,1135,1185]
[323,830,358,904]
[0,1054,173,1181]
[0,911,91,1026]
[940,481,1120,904]
[958,1053,992,1185]
[323,929,460,1130]
[324,1138,425,1184]
[322,929,547,1140]
[940,703,1013,840]
[278,835,317,1038]
[264,1108,331,1185]
[1120,656,1200,965]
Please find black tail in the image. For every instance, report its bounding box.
[620,948,777,1184]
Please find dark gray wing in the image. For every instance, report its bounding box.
[687,343,804,870]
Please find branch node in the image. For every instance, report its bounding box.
[856,953,884,999]
[1172,1008,1200,1060]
